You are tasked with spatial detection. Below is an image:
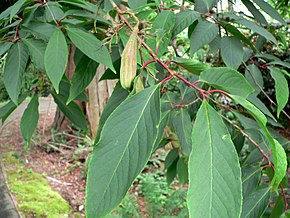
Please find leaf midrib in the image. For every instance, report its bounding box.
[204,102,213,217]
[96,86,158,211]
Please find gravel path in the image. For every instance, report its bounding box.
[0,97,57,217]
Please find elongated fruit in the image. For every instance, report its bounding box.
[120,25,138,90]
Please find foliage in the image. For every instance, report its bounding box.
[0,0,289,217]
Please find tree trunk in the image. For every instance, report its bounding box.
[51,46,117,137]
[86,64,117,139]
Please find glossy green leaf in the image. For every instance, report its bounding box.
[195,0,216,13]
[188,100,242,217]
[86,86,160,218]
[20,94,39,141]
[3,42,29,104]
[173,10,199,37]
[94,82,129,144]
[242,0,268,25]
[242,165,261,198]
[200,67,254,98]
[190,20,219,54]
[67,55,98,104]
[253,0,286,25]
[171,109,192,156]
[231,95,287,190]
[67,27,115,72]
[269,67,289,117]
[241,187,271,218]
[23,39,46,71]
[44,29,68,93]
[221,36,243,69]
[173,57,209,75]
[177,157,188,185]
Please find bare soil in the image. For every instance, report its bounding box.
[0,105,87,216]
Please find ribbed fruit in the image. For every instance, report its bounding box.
[120,25,138,90]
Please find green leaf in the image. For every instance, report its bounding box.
[20,94,39,141]
[224,13,277,44]
[67,55,98,104]
[269,67,289,117]
[242,165,261,198]
[269,61,290,70]
[23,39,46,71]
[177,157,188,185]
[188,100,242,217]
[45,2,64,22]
[173,57,209,75]
[128,0,147,10]
[170,109,192,156]
[10,0,30,20]
[231,95,287,190]
[0,93,28,122]
[0,42,13,56]
[173,10,199,37]
[270,196,284,218]
[51,90,88,131]
[245,64,263,96]
[241,187,271,218]
[199,67,254,98]
[3,42,29,104]
[152,10,176,33]
[94,82,129,144]
[252,0,286,25]
[22,21,58,41]
[67,27,115,72]
[195,0,216,13]
[221,36,243,69]
[190,20,219,54]
[241,0,268,25]
[280,210,290,218]
[44,29,68,93]
[153,111,169,151]
[165,148,179,169]
[167,157,178,185]
[220,22,254,49]
[86,86,160,217]
[247,95,276,122]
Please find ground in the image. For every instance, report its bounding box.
[0,98,86,217]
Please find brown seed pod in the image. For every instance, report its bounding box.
[120,25,138,90]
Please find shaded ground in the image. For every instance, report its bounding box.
[0,97,87,216]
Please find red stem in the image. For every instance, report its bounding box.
[141,59,156,70]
